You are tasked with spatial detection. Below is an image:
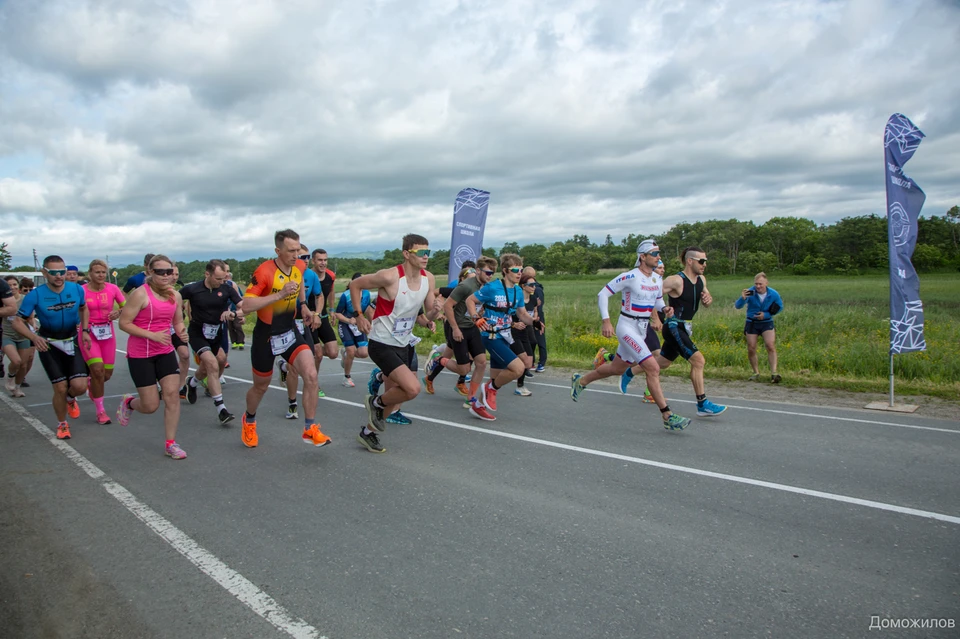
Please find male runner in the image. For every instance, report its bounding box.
[464,253,540,416]
[241,229,330,448]
[65,265,79,282]
[308,248,338,397]
[180,259,243,424]
[11,256,91,439]
[571,240,691,430]
[657,246,726,417]
[351,234,444,453]
[333,272,373,388]
[123,253,154,293]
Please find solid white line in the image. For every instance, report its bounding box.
[526,380,960,434]
[0,392,326,639]
[217,374,960,526]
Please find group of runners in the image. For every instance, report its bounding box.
[1,229,732,459]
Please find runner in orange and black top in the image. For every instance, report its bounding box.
[239,229,330,450]
[308,248,339,397]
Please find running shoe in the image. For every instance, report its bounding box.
[96,410,112,425]
[535,364,545,373]
[231,342,241,349]
[426,345,442,375]
[20,381,30,388]
[771,374,782,384]
[302,424,332,447]
[56,422,71,440]
[480,381,498,412]
[455,381,469,397]
[241,414,258,448]
[663,414,691,431]
[696,399,727,417]
[317,388,326,398]
[219,375,226,384]
[66,399,80,419]
[5,376,16,395]
[368,368,382,396]
[179,384,188,400]
[342,376,355,388]
[570,374,585,402]
[187,381,198,405]
[524,369,534,378]
[462,398,471,409]
[218,408,235,425]
[12,386,24,398]
[165,441,187,459]
[468,397,496,421]
[365,394,386,433]
[386,411,412,425]
[423,376,435,395]
[116,394,134,426]
[514,386,532,397]
[619,372,633,395]
[464,373,472,383]
[592,347,607,370]
[278,360,287,383]
[237,343,244,351]
[285,404,299,420]
[642,388,655,404]
[748,373,760,382]
[357,428,385,453]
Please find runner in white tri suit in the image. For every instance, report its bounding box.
[570,239,691,431]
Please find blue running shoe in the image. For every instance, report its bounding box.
[570,374,585,402]
[619,371,633,395]
[386,411,412,425]
[663,414,691,430]
[697,399,727,417]
[368,367,382,396]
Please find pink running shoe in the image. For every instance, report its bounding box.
[116,394,134,426]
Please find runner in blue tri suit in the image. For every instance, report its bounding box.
[11,255,92,439]
[334,272,373,387]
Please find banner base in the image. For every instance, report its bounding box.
[864,401,919,413]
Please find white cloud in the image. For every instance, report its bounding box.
[0,0,958,267]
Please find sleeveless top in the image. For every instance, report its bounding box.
[369,265,428,347]
[127,284,177,358]
[667,272,704,321]
[83,282,125,326]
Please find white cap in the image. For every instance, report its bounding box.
[636,238,658,255]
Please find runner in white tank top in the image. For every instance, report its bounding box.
[350,234,445,452]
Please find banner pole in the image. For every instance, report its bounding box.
[888,353,895,407]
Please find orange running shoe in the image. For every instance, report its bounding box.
[301,424,332,447]
[455,381,469,397]
[241,414,258,448]
[423,376,435,395]
[592,347,608,370]
[56,422,71,440]
[66,399,80,419]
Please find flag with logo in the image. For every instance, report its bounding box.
[883,113,926,354]
[447,188,490,284]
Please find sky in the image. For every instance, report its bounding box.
[1,0,959,268]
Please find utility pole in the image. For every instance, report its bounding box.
[32,249,39,270]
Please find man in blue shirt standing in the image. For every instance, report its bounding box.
[11,255,92,440]
[735,272,784,383]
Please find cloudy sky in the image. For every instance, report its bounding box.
[1,0,958,268]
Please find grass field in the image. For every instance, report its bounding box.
[246,273,960,399]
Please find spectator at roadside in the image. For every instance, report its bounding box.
[735,272,783,383]
[523,266,547,372]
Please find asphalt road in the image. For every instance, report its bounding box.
[1,332,958,639]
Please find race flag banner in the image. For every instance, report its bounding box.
[883,113,926,354]
[447,188,490,284]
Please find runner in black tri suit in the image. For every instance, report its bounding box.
[658,246,727,417]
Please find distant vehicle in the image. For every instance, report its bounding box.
[0,271,44,287]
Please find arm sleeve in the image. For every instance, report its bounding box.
[734,296,746,310]
[654,292,666,312]
[597,274,626,320]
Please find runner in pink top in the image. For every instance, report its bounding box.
[117,255,189,460]
[81,259,126,424]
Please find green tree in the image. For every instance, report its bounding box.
[500,241,520,255]
[518,243,547,271]
[911,244,945,271]
[822,215,886,270]
[0,242,11,270]
[760,217,819,268]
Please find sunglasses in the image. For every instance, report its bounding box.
[694,258,708,265]
[646,251,660,257]
[45,269,67,276]
[507,267,522,274]
[523,281,536,287]
[481,269,495,276]
[408,249,431,258]
[298,254,310,261]
[152,268,176,276]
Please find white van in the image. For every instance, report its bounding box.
[0,271,44,287]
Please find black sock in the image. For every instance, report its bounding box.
[245,411,256,421]
[696,394,706,402]
[457,375,466,384]
[428,363,444,381]
[517,375,525,388]
[491,379,501,391]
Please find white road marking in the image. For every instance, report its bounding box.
[0,392,326,639]
[216,374,960,527]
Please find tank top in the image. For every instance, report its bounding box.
[369,265,428,347]
[667,272,703,321]
[126,284,176,358]
[83,282,125,326]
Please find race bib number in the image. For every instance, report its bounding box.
[50,338,76,356]
[409,335,422,346]
[500,330,515,345]
[683,321,693,336]
[170,326,176,335]
[349,323,362,337]
[295,319,305,335]
[637,319,649,333]
[202,323,220,340]
[392,316,415,339]
[270,330,297,356]
[91,323,113,340]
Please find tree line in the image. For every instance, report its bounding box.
[4,206,957,284]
